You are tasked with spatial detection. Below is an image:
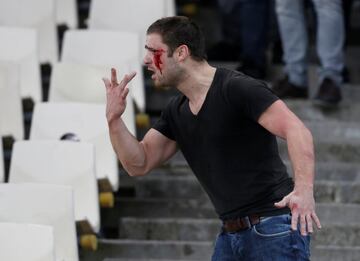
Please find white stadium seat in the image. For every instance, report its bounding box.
[49,62,128,104]
[0,27,42,102]
[89,0,173,33]
[0,139,4,183]
[0,223,55,261]
[89,0,175,58]
[30,102,124,191]
[0,61,24,140]
[166,0,176,16]
[10,140,101,233]
[48,62,136,139]
[0,183,79,261]
[61,29,145,112]
[0,0,58,64]
[56,0,78,29]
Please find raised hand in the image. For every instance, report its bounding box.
[102,68,136,123]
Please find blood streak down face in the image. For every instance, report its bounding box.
[153,49,165,74]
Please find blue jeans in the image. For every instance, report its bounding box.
[212,214,311,261]
[276,0,344,87]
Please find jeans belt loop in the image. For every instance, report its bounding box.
[243,216,251,228]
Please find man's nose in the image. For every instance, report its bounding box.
[143,52,152,66]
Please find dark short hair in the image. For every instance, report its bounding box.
[147,16,207,61]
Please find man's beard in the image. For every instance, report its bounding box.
[153,68,182,89]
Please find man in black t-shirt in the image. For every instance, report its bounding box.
[103,16,321,261]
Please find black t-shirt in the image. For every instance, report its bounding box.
[153,68,293,220]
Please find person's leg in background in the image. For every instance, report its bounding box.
[209,0,269,79]
[236,0,270,79]
[207,0,242,62]
[272,0,309,98]
[313,0,345,106]
[341,0,354,83]
[342,0,354,48]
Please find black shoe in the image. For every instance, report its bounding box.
[313,78,342,107]
[272,76,308,99]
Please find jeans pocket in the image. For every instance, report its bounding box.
[291,230,311,259]
[253,214,292,238]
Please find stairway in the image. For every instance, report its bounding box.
[79,3,360,259]
[79,60,360,260]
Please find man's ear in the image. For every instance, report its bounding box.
[175,45,190,62]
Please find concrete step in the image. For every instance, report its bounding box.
[269,65,360,95]
[102,196,359,222]
[166,138,360,164]
[132,175,360,204]
[80,239,213,261]
[118,217,360,247]
[278,139,360,163]
[104,259,198,261]
[315,181,360,204]
[313,162,360,182]
[311,246,360,261]
[166,135,360,167]
[285,100,360,122]
[79,239,360,261]
[146,84,360,120]
[118,218,220,242]
[304,120,360,141]
[100,197,216,231]
[146,64,360,115]
[119,161,360,183]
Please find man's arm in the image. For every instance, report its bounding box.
[103,68,177,176]
[258,99,321,236]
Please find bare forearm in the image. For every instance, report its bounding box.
[108,118,147,176]
[286,126,315,191]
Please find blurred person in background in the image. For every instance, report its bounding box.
[208,0,270,80]
[272,0,345,107]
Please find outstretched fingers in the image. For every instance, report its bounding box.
[111,68,118,86]
[306,214,313,234]
[121,87,129,100]
[312,212,322,229]
[119,71,137,89]
[291,210,299,231]
[300,214,307,236]
[103,70,136,92]
[102,77,111,91]
[293,210,321,235]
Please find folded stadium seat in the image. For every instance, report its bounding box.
[30,102,125,194]
[0,183,79,261]
[88,0,175,59]
[0,0,58,65]
[0,222,55,261]
[48,62,137,132]
[56,0,78,29]
[61,29,145,113]
[0,139,4,183]
[0,27,42,103]
[0,61,24,141]
[10,140,101,242]
[48,62,109,103]
[165,0,176,16]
